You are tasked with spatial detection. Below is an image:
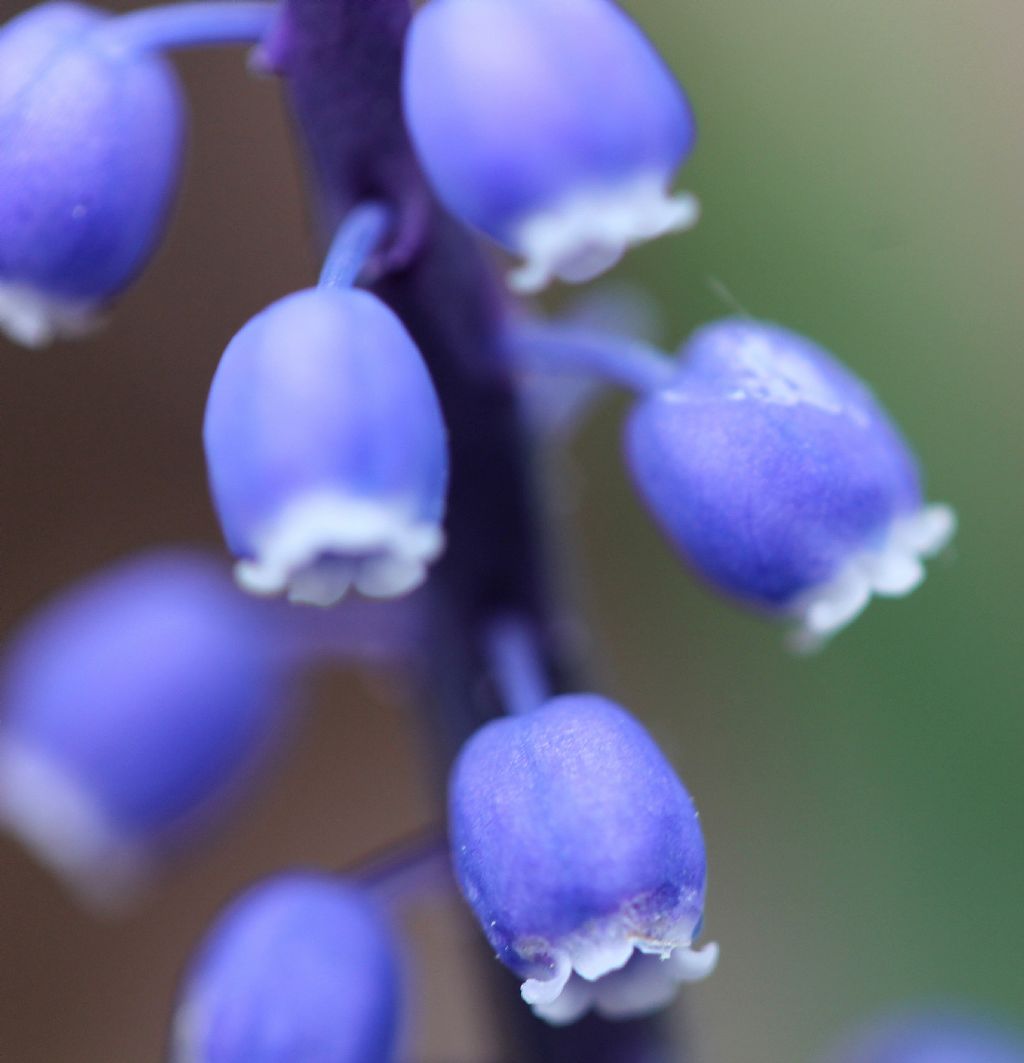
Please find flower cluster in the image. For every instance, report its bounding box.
[0,0,960,1058]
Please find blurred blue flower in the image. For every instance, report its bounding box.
[172,872,401,1063]
[828,1010,1024,1063]
[0,550,290,902]
[403,0,697,292]
[0,1,185,346]
[626,319,955,646]
[449,693,716,1024]
[204,287,449,607]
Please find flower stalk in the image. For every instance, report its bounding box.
[275,1,684,1056]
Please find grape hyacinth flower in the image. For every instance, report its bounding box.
[0,1,184,346]
[172,873,401,1063]
[624,319,955,645]
[403,0,698,292]
[204,205,449,606]
[0,551,289,902]
[510,315,954,645]
[449,688,717,1025]
[0,0,276,347]
[828,1010,1024,1063]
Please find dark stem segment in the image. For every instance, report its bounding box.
[275,1,681,1058]
[262,0,430,269]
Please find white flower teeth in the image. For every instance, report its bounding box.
[525,940,720,1026]
[517,907,717,1025]
[0,282,102,348]
[0,738,148,908]
[792,503,957,650]
[509,173,700,294]
[234,491,445,607]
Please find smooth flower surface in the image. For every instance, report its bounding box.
[403,0,697,291]
[626,318,954,644]
[449,694,716,1023]
[204,287,449,607]
[0,551,288,901]
[172,873,400,1063]
[0,1,185,346]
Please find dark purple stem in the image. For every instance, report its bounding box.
[262,0,430,267]
[273,1,680,1058]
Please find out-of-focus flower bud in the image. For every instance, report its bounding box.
[0,551,289,902]
[828,1010,1024,1063]
[204,288,448,607]
[448,694,716,1024]
[403,0,697,293]
[626,319,955,646]
[172,873,401,1063]
[0,2,185,347]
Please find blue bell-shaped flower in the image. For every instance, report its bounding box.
[626,319,955,646]
[0,550,290,902]
[172,873,401,1063]
[403,0,697,292]
[828,1011,1024,1063]
[204,287,449,607]
[0,2,185,346]
[449,693,717,1024]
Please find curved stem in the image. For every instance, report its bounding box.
[97,2,277,54]
[318,202,393,290]
[487,615,552,716]
[511,323,675,395]
[351,829,451,908]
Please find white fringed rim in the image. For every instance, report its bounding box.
[790,503,957,651]
[535,944,721,1026]
[169,997,206,1063]
[0,281,102,348]
[517,908,718,1025]
[508,172,699,294]
[234,491,445,608]
[0,739,149,909]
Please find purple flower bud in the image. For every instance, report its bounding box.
[403,0,697,293]
[0,551,289,902]
[203,288,449,607]
[626,319,955,646]
[449,694,716,1024]
[0,2,185,347]
[172,873,401,1063]
[829,1011,1024,1063]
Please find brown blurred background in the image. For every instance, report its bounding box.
[1,1,1023,1060]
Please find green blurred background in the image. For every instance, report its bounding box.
[0,1,1021,1060]
[586,1,1024,1059]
